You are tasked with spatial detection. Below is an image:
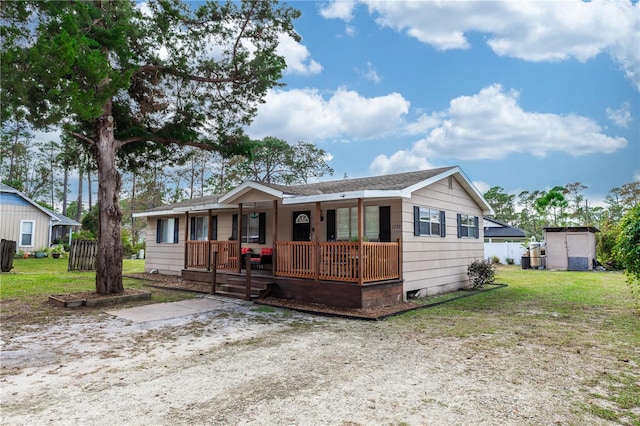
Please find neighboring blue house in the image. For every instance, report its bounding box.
[0,184,80,251]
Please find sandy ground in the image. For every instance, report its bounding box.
[0,296,620,425]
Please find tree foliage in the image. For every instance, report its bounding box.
[614,204,640,309]
[226,137,334,185]
[484,186,516,224]
[1,0,301,294]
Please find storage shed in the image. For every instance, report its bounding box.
[543,226,599,271]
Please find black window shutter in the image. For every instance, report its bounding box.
[379,206,391,242]
[190,217,196,240]
[211,216,218,240]
[457,214,462,238]
[326,209,336,241]
[414,206,420,236]
[258,212,266,244]
[156,219,162,243]
[440,210,446,238]
[474,216,479,238]
[173,218,179,243]
[231,214,238,240]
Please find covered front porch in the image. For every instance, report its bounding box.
[182,239,404,308]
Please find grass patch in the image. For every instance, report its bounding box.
[0,258,196,326]
[252,305,277,313]
[390,266,640,424]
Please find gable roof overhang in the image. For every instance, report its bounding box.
[218,181,285,205]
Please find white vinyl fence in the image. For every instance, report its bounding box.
[484,242,528,265]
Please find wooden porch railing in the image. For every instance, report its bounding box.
[185,240,240,272]
[185,240,401,284]
[276,240,401,284]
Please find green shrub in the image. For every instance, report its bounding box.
[505,257,515,265]
[467,259,496,289]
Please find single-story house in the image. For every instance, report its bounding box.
[544,226,599,271]
[483,217,527,265]
[134,166,494,308]
[0,183,80,251]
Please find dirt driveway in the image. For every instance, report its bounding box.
[0,296,626,425]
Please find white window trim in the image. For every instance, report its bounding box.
[20,220,35,247]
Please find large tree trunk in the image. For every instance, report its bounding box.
[95,111,124,295]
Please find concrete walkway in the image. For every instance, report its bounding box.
[105,296,248,323]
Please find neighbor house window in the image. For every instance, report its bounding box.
[231,213,266,244]
[20,220,35,247]
[413,207,446,237]
[156,218,179,243]
[335,206,380,241]
[190,216,208,241]
[457,214,479,238]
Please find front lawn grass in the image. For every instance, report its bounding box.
[0,258,196,324]
[391,266,640,425]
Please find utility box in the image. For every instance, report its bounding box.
[543,227,599,271]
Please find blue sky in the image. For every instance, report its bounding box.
[244,0,639,204]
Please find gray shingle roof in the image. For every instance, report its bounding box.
[260,166,456,196]
[142,194,223,213]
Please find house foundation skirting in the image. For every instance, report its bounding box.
[181,269,403,309]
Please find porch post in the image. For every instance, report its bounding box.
[397,238,403,281]
[237,203,243,273]
[206,208,213,271]
[314,201,321,281]
[357,198,364,285]
[183,211,189,270]
[272,199,278,277]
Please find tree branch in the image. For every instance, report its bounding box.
[70,132,96,146]
[120,135,219,151]
[134,64,238,84]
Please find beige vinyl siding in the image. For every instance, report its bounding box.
[402,176,484,295]
[1,204,51,250]
[143,216,186,275]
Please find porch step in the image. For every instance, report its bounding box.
[214,283,272,300]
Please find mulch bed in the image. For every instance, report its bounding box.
[48,288,151,308]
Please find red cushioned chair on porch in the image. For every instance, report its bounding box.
[251,248,273,269]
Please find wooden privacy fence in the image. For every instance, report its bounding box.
[1,239,16,272]
[68,240,98,271]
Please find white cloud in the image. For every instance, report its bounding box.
[277,34,322,76]
[368,83,627,174]
[322,0,640,90]
[369,150,436,175]
[414,84,627,160]
[606,102,633,128]
[356,62,381,83]
[319,1,357,21]
[473,181,492,195]
[248,87,410,142]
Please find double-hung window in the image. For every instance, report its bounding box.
[457,214,479,238]
[20,220,35,247]
[156,218,179,243]
[335,206,380,241]
[413,207,446,237]
[231,213,266,244]
[190,216,208,241]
